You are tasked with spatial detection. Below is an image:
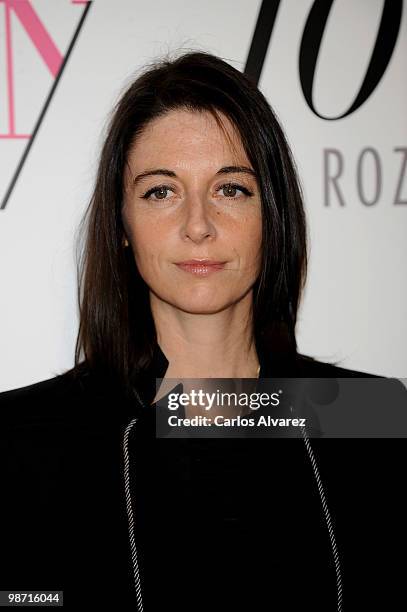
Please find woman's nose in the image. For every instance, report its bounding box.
[180,197,216,243]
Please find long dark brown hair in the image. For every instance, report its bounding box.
[72,50,309,396]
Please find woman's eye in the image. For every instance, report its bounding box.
[141,185,174,200]
[217,183,253,199]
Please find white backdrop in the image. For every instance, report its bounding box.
[0,0,406,391]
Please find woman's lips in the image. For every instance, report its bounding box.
[175,261,226,275]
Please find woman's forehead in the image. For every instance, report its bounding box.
[127,109,249,172]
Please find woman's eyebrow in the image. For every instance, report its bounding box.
[132,165,257,186]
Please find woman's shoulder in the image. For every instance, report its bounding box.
[0,363,91,405]
[0,362,116,431]
[294,353,383,378]
[0,362,134,442]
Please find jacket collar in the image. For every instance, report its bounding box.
[137,328,300,407]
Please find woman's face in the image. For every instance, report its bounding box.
[122,108,262,315]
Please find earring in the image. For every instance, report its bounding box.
[123,238,129,248]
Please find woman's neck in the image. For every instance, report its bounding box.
[151,293,260,380]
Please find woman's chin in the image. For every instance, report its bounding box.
[173,296,232,315]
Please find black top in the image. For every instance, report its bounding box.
[0,344,405,611]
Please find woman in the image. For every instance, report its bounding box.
[0,51,402,612]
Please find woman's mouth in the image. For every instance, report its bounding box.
[175,260,226,276]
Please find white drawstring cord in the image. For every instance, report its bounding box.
[123,417,144,612]
[301,424,343,612]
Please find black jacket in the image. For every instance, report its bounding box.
[0,341,405,611]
